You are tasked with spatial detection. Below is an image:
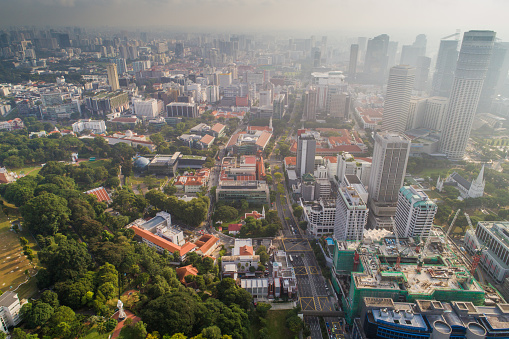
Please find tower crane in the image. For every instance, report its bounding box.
[464,213,485,277]
[391,217,402,270]
[445,209,461,240]
[352,217,364,272]
[442,29,461,40]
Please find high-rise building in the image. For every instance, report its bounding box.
[382,65,415,134]
[368,132,411,229]
[133,98,159,118]
[478,42,509,112]
[364,34,390,83]
[175,42,184,58]
[440,30,496,160]
[296,133,316,178]
[414,56,431,91]
[106,63,120,91]
[406,97,427,130]
[303,89,317,121]
[335,184,369,241]
[423,97,448,131]
[431,39,459,97]
[386,41,398,69]
[394,186,437,238]
[114,58,127,75]
[348,44,359,78]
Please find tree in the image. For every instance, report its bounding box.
[255,303,272,319]
[22,302,54,328]
[164,185,177,196]
[201,326,222,339]
[286,315,303,334]
[141,292,206,336]
[105,319,117,332]
[41,290,60,308]
[47,306,76,337]
[265,175,273,185]
[299,221,308,230]
[274,172,283,183]
[240,200,249,211]
[293,206,303,219]
[21,193,71,236]
[213,206,238,222]
[255,246,269,264]
[111,189,147,220]
[39,238,93,284]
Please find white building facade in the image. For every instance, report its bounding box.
[394,186,437,238]
[335,184,369,241]
[72,119,107,134]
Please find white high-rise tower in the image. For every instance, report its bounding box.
[382,65,415,134]
[440,31,496,160]
[395,186,437,238]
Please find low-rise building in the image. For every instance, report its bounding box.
[216,181,270,205]
[465,221,509,283]
[98,130,156,152]
[72,119,107,134]
[0,292,23,333]
[85,186,112,204]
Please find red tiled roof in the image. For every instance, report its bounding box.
[112,117,138,123]
[356,157,372,163]
[255,131,272,148]
[227,132,244,147]
[86,187,112,203]
[180,242,197,255]
[132,226,181,253]
[200,134,215,145]
[248,126,272,132]
[243,211,264,220]
[228,223,242,232]
[211,123,225,133]
[242,155,257,165]
[324,156,338,164]
[176,265,199,283]
[238,245,254,256]
[315,145,363,155]
[196,234,219,255]
[284,157,296,167]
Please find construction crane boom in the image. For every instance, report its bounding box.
[445,209,461,240]
[465,213,485,281]
[391,217,402,270]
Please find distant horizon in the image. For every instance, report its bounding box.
[0,0,507,47]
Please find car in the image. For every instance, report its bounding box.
[326,322,330,328]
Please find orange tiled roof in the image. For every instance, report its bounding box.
[255,131,271,148]
[176,265,199,283]
[284,157,297,167]
[238,245,254,256]
[180,242,197,255]
[132,226,181,253]
[86,186,111,203]
[196,234,219,255]
[200,134,215,145]
[211,123,225,133]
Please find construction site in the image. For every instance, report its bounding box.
[331,212,506,324]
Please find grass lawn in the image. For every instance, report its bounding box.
[8,165,42,177]
[81,327,112,339]
[265,310,294,339]
[82,159,110,169]
[426,190,443,200]
[117,326,137,339]
[0,206,40,298]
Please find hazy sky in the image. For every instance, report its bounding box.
[1,0,508,44]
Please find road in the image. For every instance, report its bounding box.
[269,145,340,339]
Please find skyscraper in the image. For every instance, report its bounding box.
[114,58,127,75]
[414,56,431,91]
[440,30,496,160]
[400,34,427,67]
[382,65,415,134]
[477,43,509,113]
[431,39,459,97]
[348,44,359,78]
[368,132,411,229]
[335,184,369,241]
[106,63,120,91]
[303,89,317,121]
[364,34,389,82]
[296,133,316,178]
[395,186,437,238]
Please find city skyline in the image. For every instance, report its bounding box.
[1,0,509,45]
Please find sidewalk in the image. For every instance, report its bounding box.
[268,301,298,310]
